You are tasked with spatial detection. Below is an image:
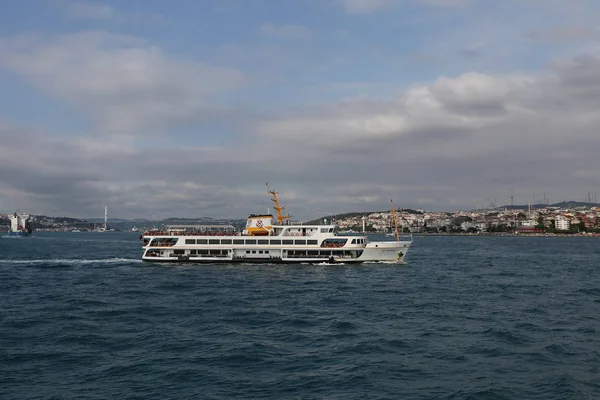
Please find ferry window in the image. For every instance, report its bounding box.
[321,228,328,233]
[174,250,184,255]
[185,239,195,244]
[258,240,268,245]
[270,240,281,245]
[258,250,263,254]
[295,240,306,245]
[351,239,356,244]
[190,250,197,255]
[221,239,232,244]
[209,239,220,245]
[246,240,257,245]
[233,239,244,245]
[252,250,256,254]
[197,239,208,245]
[282,240,293,245]
[329,228,334,232]
[307,240,318,245]
[246,250,251,254]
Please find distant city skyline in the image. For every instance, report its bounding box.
[3,196,600,223]
[1,0,600,220]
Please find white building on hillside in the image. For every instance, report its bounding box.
[555,216,570,231]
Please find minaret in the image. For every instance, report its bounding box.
[104,206,108,231]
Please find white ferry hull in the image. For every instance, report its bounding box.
[141,239,411,264]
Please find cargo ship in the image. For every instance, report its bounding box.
[9,212,33,237]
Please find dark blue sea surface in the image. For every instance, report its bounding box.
[1,232,599,399]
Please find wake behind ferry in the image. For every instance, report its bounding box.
[141,186,412,264]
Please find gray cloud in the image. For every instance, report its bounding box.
[59,0,167,23]
[336,0,469,13]
[258,23,312,39]
[2,39,600,219]
[0,31,244,135]
[457,48,481,59]
[527,26,600,44]
[64,0,115,20]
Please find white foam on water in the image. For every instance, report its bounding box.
[313,262,346,266]
[0,258,142,265]
[362,260,405,264]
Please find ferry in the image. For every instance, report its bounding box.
[9,212,33,237]
[140,186,412,264]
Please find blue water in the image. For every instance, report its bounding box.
[1,233,599,399]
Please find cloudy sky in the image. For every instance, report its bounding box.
[1,0,600,220]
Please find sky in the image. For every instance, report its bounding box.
[1,0,600,220]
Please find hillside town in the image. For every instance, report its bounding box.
[332,205,600,235]
[0,214,97,232]
[2,203,600,235]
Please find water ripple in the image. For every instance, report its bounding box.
[0,233,599,399]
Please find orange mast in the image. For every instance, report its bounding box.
[391,199,400,242]
[266,183,291,223]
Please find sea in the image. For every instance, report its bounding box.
[1,232,599,400]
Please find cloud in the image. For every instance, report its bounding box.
[256,72,537,145]
[336,0,469,13]
[0,119,263,218]
[337,0,394,13]
[2,51,600,218]
[258,23,312,39]
[59,0,166,23]
[0,31,245,134]
[65,0,115,19]
[457,48,481,58]
[527,26,600,44]
[419,0,469,6]
[249,52,600,211]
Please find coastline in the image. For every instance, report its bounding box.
[413,232,600,237]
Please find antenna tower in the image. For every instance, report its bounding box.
[266,183,291,223]
[390,200,400,242]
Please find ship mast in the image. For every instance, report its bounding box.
[266,183,291,224]
[391,199,400,242]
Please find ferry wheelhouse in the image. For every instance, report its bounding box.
[141,187,412,264]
